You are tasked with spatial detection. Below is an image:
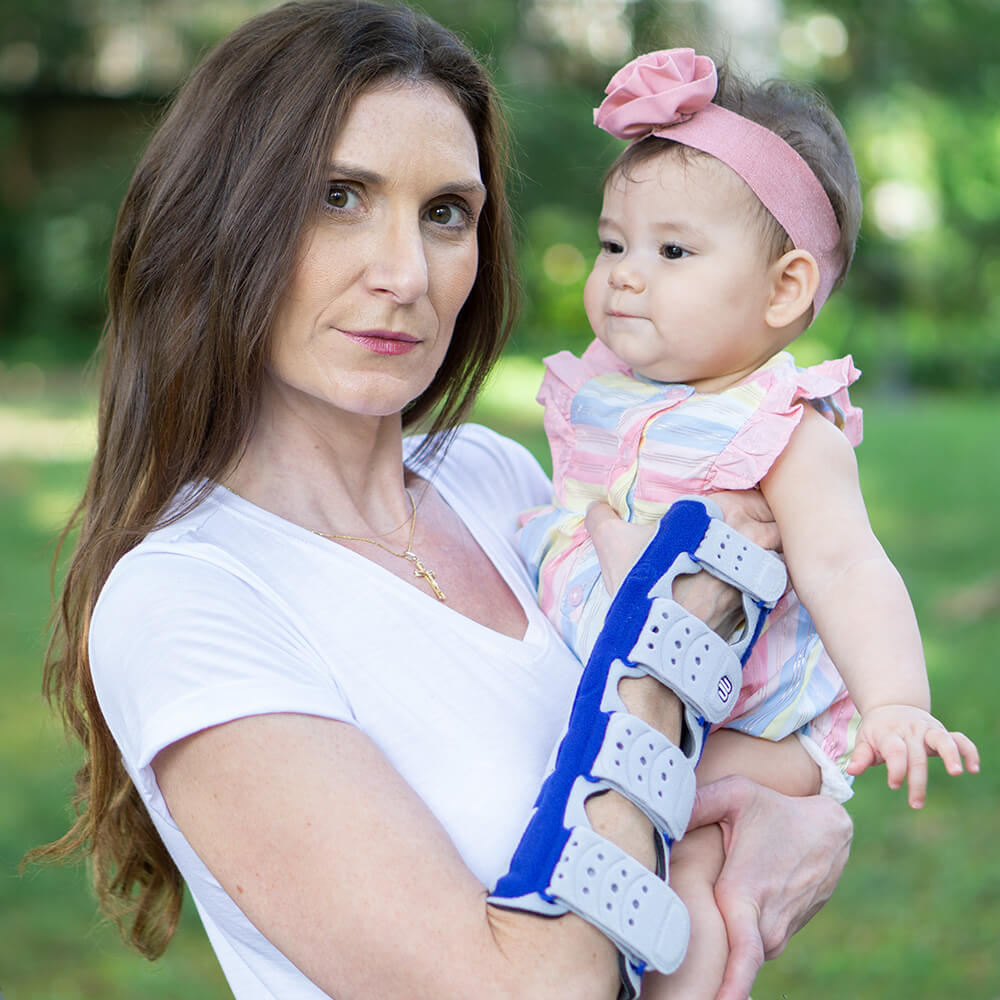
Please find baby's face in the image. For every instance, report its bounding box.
[584,151,789,392]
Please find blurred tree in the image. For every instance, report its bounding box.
[779,0,1000,386]
[1,0,998,386]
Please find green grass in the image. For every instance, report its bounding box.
[2,361,998,998]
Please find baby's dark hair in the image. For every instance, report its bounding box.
[608,63,862,297]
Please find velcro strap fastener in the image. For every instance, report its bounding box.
[694,516,787,606]
[628,599,743,725]
[551,824,690,975]
[589,712,696,841]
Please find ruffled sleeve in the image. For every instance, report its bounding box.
[707,354,863,491]
[537,339,631,499]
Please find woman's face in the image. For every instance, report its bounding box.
[266,81,485,422]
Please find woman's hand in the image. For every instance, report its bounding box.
[710,489,780,553]
[584,502,658,596]
[688,776,852,1000]
[585,491,780,634]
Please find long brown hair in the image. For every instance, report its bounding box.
[29,0,518,959]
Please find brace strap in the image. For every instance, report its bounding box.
[628,598,742,726]
[694,516,787,605]
[550,824,690,977]
[490,499,787,994]
[691,514,788,661]
[588,712,696,841]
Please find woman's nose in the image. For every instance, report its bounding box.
[365,216,429,303]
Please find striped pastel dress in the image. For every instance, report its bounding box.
[520,339,862,789]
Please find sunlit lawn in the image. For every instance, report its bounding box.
[2,359,997,998]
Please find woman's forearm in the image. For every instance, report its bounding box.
[154,711,680,1000]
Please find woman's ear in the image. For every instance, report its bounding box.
[765,250,820,329]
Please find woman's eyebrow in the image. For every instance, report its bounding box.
[326,161,383,185]
[439,178,488,199]
[327,160,486,199]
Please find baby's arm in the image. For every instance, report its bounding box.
[760,405,978,807]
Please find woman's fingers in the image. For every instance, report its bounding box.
[710,490,781,552]
[584,501,655,594]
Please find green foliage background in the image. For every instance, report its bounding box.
[1,0,1000,384]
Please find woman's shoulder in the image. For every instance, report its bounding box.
[89,490,349,774]
[99,486,254,583]
[90,486,299,662]
[408,423,552,511]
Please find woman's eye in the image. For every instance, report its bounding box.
[325,183,360,211]
[426,201,472,229]
[661,243,689,260]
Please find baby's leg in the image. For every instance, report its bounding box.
[698,727,823,795]
[642,730,822,999]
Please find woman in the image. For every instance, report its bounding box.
[34,3,851,998]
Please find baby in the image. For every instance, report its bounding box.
[520,49,979,998]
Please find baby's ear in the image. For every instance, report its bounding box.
[765,250,820,329]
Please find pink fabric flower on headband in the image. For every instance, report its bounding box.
[594,48,718,140]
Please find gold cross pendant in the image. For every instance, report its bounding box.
[406,553,447,602]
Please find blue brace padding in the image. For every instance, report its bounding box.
[492,499,717,903]
[490,499,784,994]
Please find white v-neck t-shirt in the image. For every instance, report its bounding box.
[89,424,583,999]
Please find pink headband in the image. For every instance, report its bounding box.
[594,48,842,317]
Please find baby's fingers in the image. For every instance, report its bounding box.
[955,732,981,774]
[903,736,929,809]
[846,740,877,777]
[925,728,981,777]
[880,734,910,794]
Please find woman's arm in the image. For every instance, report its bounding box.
[587,492,852,1000]
[154,700,677,1000]
[149,493,771,1000]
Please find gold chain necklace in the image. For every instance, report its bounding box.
[314,487,447,602]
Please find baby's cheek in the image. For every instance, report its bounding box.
[583,269,605,331]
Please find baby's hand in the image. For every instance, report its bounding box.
[847,704,979,809]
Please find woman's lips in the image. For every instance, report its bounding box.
[342,330,420,356]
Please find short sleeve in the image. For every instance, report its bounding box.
[90,545,355,797]
[538,340,630,497]
[708,354,863,490]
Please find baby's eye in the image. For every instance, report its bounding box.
[599,240,624,255]
[425,201,474,229]
[660,243,689,260]
[325,183,361,211]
